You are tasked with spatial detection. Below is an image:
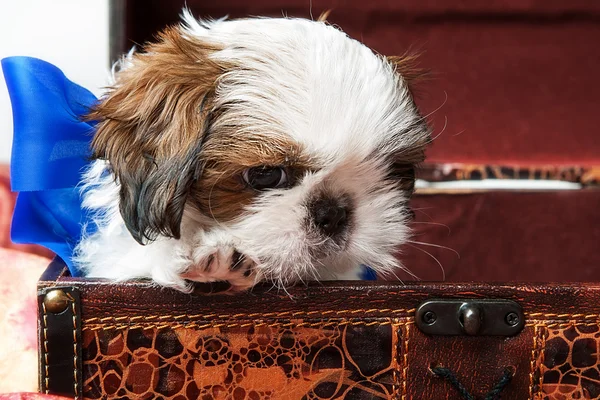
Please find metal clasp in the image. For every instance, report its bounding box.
[415,299,524,336]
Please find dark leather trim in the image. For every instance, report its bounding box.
[418,163,600,185]
[37,285,83,398]
[39,257,70,282]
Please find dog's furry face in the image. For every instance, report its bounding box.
[83,12,429,289]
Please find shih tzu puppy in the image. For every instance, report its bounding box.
[74,10,430,292]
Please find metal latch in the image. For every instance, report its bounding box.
[415,299,524,336]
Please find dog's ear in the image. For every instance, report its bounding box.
[87,26,225,244]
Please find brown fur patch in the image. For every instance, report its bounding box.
[86,25,231,243]
[89,26,227,164]
[192,132,315,222]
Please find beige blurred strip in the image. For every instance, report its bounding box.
[0,248,51,392]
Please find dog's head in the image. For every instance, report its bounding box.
[88,11,429,286]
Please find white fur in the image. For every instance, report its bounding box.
[74,12,427,291]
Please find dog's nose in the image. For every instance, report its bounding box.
[314,201,348,236]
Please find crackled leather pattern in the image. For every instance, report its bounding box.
[418,163,600,185]
[81,320,399,399]
[541,324,600,399]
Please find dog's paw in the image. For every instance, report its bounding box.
[182,244,257,292]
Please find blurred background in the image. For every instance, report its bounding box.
[0,1,110,163]
[1,0,600,283]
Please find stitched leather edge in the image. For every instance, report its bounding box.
[526,322,600,328]
[83,308,416,324]
[537,327,548,399]
[527,313,600,319]
[82,319,402,331]
[38,287,82,398]
[529,325,540,399]
[528,324,549,400]
[391,321,400,398]
[389,319,412,399]
[41,302,49,394]
[71,300,79,398]
[401,322,411,400]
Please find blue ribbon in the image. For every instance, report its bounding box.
[2,56,98,276]
[359,265,377,281]
[2,56,377,281]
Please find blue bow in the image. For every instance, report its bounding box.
[2,56,98,276]
[3,56,377,281]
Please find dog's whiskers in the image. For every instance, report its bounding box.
[405,242,446,281]
[411,207,435,221]
[309,258,327,281]
[411,221,452,235]
[419,90,448,122]
[382,265,408,284]
[275,277,294,298]
[399,263,421,281]
[407,239,460,258]
[292,267,308,287]
[429,115,448,143]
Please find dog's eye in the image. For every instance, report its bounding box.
[242,166,288,190]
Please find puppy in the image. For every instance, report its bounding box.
[74,10,430,292]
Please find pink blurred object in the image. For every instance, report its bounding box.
[0,165,52,393]
[0,394,70,400]
[0,248,50,392]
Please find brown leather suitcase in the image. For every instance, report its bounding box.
[38,258,600,399]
